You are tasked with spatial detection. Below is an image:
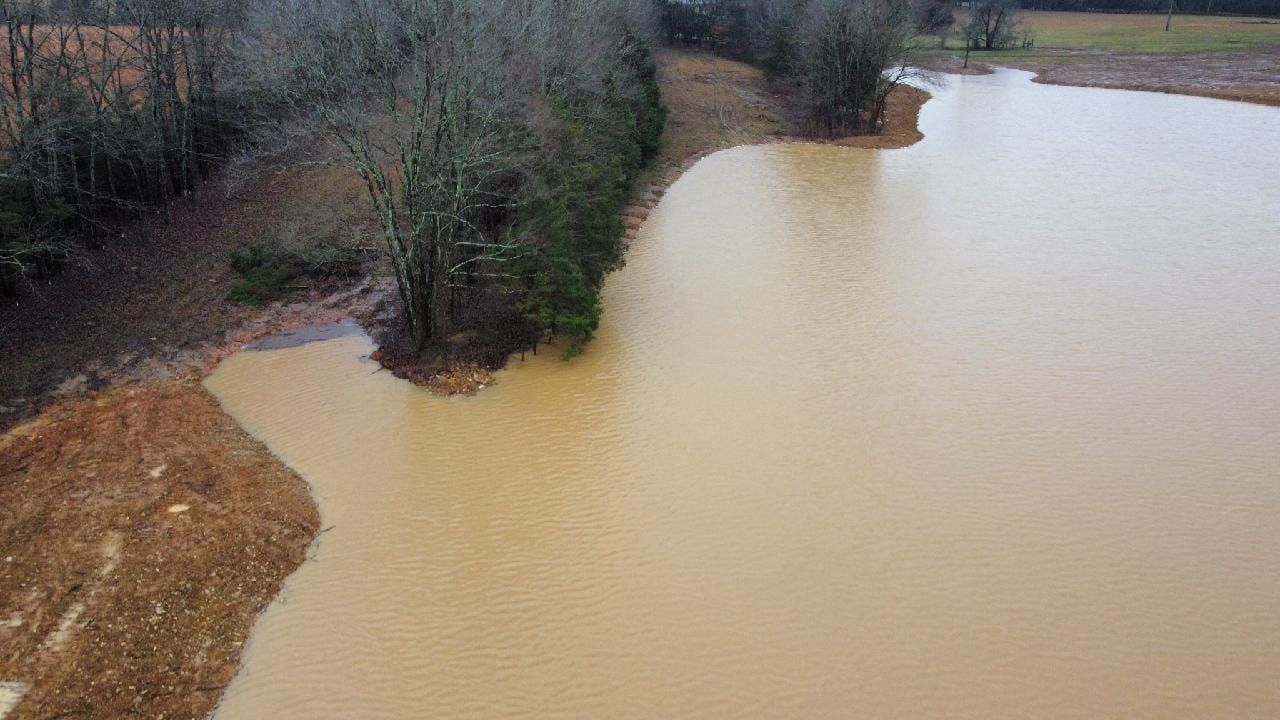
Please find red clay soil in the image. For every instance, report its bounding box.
[0,382,319,720]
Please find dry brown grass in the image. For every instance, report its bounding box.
[649,48,928,179]
[652,49,789,168]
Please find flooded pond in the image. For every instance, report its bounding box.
[206,69,1280,719]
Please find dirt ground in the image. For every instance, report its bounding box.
[921,47,1280,106]
[1019,47,1280,106]
[651,49,928,173]
[0,382,319,720]
[0,160,385,430]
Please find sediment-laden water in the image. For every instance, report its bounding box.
[206,69,1280,719]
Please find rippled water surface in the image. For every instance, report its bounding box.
[206,70,1280,719]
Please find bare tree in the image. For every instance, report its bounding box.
[966,0,1019,51]
[791,0,919,136]
[244,0,664,353]
[0,0,247,297]
[912,0,954,48]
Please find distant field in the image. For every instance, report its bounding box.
[934,10,1280,60]
[917,10,1280,106]
[1010,10,1280,54]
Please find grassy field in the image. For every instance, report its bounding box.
[937,10,1280,60]
[1013,10,1280,53]
[917,10,1280,105]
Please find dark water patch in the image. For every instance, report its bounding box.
[245,321,365,352]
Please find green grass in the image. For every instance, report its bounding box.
[227,241,370,307]
[926,9,1280,60]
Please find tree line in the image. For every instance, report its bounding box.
[657,0,943,135]
[2,0,665,358]
[1023,0,1278,15]
[1,0,247,298]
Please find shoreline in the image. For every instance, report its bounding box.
[914,48,1280,108]
[609,50,932,285]
[0,50,1042,720]
[11,44,1271,717]
[368,49,932,395]
[0,49,931,717]
[0,46,935,720]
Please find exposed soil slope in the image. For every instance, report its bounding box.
[1022,48,1280,106]
[0,382,319,720]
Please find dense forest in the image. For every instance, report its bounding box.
[1024,0,1279,14]
[1,0,664,357]
[7,0,1272,362]
[3,0,929,358]
[658,0,940,133]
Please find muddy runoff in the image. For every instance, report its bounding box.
[205,70,1280,719]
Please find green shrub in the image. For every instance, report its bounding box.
[514,44,666,357]
[227,240,368,306]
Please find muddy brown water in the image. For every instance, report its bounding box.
[205,70,1280,719]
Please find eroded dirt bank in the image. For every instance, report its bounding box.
[0,382,319,720]
[1022,48,1280,107]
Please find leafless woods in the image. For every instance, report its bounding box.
[658,0,933,136]
[1,0,665,358]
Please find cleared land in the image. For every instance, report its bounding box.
[920,10,1280,105]
[0,383,318,720]
[0,162,382,430]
